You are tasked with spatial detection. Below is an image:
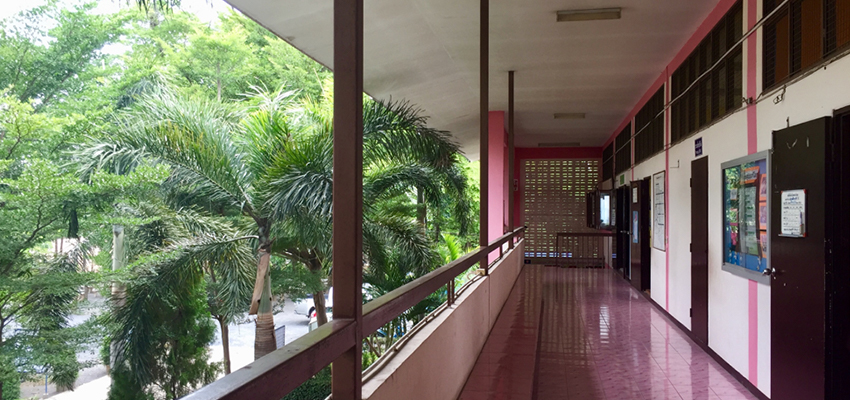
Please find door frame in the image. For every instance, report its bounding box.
[826,107,850,399]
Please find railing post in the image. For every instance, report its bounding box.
[332,0,364,397]
[508,70,515,249]
[479,0,489,275]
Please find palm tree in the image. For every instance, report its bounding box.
[105,203,255,395]
[81,85,470,360]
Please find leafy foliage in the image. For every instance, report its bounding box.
[280,367,331,400]
[0,1,480,397]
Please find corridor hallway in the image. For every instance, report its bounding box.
[458,266,759,400]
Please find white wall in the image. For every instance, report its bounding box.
[632,152,667,308]
[622,2,850,397]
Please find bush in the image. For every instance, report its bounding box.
[0,356,20,400]
[281,367,331,400]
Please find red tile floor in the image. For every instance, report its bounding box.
[458,266,761,400]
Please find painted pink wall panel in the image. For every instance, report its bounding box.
[488,112,506,263]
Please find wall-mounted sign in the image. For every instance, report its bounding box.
[720,150,771,284]
[619,175,625,185]
[652,171,666,251]
[695,137,703,157]
[780,189,806,237]
[632,187,638,203]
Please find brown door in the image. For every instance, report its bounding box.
[771,118,829,400]
[616,186,631,278]
[630,178,651,292]
[691,156,709,345]
[828,109,850,399]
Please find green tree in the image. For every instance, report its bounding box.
[81,84,468,361]
[170,22,257,101]
[94,198,253,398]
[0,1,121,109]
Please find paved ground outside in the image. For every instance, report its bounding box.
[19,296,311,399]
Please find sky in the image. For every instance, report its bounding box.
[0,0,232,23]
[0,0,234,55]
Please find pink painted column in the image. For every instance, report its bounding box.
[746,0,759,387]
[488,111,506,262]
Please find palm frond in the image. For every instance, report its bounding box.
[111,233,255,385]
[261,130,334,222]
[362,98,460,171]
[82,89,255,215]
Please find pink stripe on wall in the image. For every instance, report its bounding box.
[746,0,759,387]
[748,280,759,384]
[665,68,671,311]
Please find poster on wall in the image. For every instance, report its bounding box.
[652,171,666,251]
[721,151,770,278]
[780,189,806,237]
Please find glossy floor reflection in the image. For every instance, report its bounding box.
[458,266,760,400]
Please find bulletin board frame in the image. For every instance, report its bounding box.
[720,150,771,285]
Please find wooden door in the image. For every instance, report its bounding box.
[691,156,709,345]
[630,178,651,292]
[770,118,829,400]
[616,186,631,279]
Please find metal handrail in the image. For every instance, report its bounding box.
[361,234,520,383]
[183,226,526,400]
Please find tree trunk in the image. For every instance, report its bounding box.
[253,257,277,360]
[110,225,125,370]
[312,288,328,326]
[306,258,329,327]
[217,317,232,375]
[416,186,427,230]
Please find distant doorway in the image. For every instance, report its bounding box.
[630,178,651,293]
[615,185,631,279]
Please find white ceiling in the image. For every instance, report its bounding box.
[225,0,719,159]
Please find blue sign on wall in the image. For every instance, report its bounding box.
[695,137,703,157]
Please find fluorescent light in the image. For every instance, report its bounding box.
[539,142,581,147]
[553,113,586,120]
[556,8,621,22]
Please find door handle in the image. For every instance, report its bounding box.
[763,267,779,279]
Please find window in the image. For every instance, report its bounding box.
[602,143,614,182]
[764,0,850,89]
[826,0,850,54]
[614,124,631,175]
[672,1,743,143]
[634,87,665,164]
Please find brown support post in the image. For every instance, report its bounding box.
[508,70,515,248]
[480,0,489,274]
[332,0,363,397]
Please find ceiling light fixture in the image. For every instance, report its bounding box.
[556,8,621,22]
[553,113,586,120]
[539,142,581,147]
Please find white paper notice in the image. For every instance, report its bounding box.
[652,171,665,251]
[780,189,806,237]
